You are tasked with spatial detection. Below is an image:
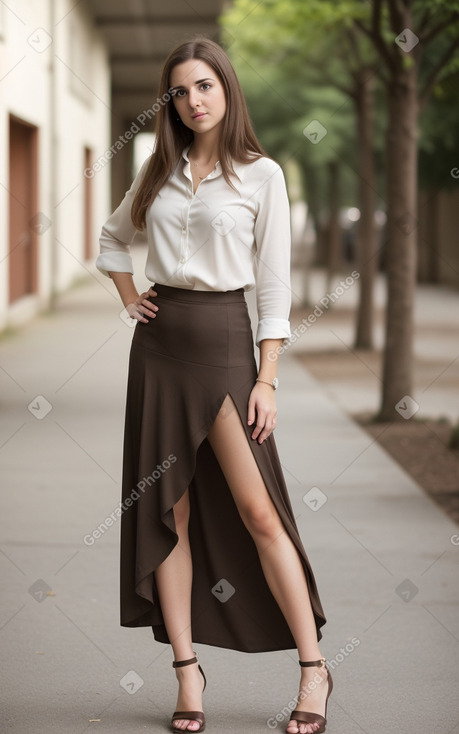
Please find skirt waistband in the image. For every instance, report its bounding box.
[152,282,246,304]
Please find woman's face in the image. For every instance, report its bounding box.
[170,59,226,134]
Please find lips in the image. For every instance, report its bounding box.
[192,112,207,119]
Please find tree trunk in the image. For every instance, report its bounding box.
[300,161,326,266]
[377,64,419,421]
[326,160,341,294]
[354,70,378,349]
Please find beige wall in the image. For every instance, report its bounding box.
[0,0,111,330]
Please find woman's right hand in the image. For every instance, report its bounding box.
[126,287,159,323]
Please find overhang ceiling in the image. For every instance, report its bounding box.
[91,0,230,121]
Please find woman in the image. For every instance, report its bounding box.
[96,35,332,734]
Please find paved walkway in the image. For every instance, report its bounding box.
[1,250,458,733]
[289,266,459,422]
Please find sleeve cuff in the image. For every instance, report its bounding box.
[95,252,134,278]
[255,318,291,347]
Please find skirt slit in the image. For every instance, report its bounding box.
[119,283,327,652]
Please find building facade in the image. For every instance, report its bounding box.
[0,0,111,331]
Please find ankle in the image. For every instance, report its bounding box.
[298,664,329,695]
[173,649,197,663]
[298,653,323,663]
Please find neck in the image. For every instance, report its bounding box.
[188,130,221,163]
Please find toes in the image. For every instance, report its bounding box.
[287,719,321,734]
[172,720,200,732]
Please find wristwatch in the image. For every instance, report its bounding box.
[256,377,279,390]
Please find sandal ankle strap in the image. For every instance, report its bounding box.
[172,651,198,668]
[299,657,327,668]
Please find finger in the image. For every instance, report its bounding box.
[133,302,149,322]
[142,288,159,315]
[127,305,145,322]
[257,416,276,443]
[247,398,256,426]
[141,297,158,316]
[257,427,270,444]
[251,417,265,441]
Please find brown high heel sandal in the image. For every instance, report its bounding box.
[287,657,333,733]
[171,652,207,733]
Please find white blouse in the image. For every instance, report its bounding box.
[96,142,292,346]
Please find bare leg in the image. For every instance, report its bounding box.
[154,489,205,732]
[207,395,330,734]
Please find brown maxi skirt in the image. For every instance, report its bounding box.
[120,282,327,652]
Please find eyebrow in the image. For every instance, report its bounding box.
[170,78,214,92]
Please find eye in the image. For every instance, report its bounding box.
[174,83,212,98]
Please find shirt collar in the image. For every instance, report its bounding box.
[181,143,243,181]
[181,143,193,162]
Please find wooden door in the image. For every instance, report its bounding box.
[8,117,38,303]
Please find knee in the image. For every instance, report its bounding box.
[242,502,282,540]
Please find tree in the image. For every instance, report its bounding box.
[222,0,459,421]
[222,0,385,344]
[353,0,459,420]
[221,9,357,292]
[417,70,459,282]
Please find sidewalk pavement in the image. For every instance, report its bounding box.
[1,248,458,733]
[289,266,459,422]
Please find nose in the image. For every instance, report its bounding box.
[188,88,201,109]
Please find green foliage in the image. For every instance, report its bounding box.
[220,0,373,210]
[419,71,459,190]
[220,0,459,205]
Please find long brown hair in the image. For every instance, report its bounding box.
[131,35,270,230]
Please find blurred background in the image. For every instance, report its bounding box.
[1,2,459,733]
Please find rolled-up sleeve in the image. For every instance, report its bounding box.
[96,157,151,278]
[253,161,292,347]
